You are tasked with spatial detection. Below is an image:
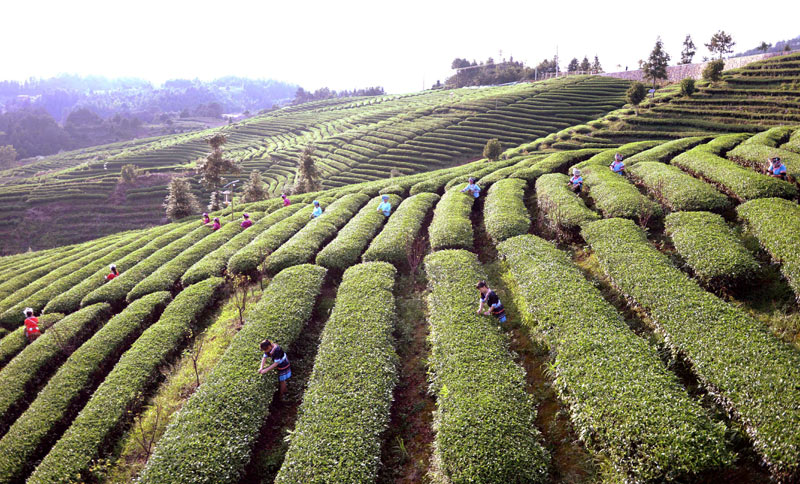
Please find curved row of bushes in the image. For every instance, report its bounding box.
[429,187,475,251]
[0,303,112,436]
[582,218,800,480]
[28,277,225,484]
[138,265,326,484]
[498,234,733,482]
[423,250,549,483]
[626,136,711,164]
[43,224,182,315]
[737,198,800,301]
[535,173,599,232]
[82,225,213,307]
[628,161,731,212]
[0,292,171,483]
[572,160,662,221]
[275,262,398,483]
[362,192,440,266]
[0,313,63,369]
[484,178,530,243]
[264,193,369,274]
[665,211,759,285]
[316,194,402,271]
[182,204,305,285]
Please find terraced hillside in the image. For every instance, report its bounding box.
[0,76,628,254]
[523,52,800,149]
[0,119,799,483]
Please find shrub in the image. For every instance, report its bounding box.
[264,193,369,274]
[498,235,732,481]
[28,278,225,484]
[227,205,315,276]
[164,177,200,221]
[680,78,696,96]
[424,250,549,483]
[535,173,599,232]
[362,192,440,266]
[484,178,530,243]
[665,211,759,284]
[119,164,139,184]
[274,262,397,483]
[0,313,63,368]
[582,218,800,479]
[703,59,725,83]
[43,224,181,315]
[0,303,112,435]
[483,138,502,161]
[628,162,731,212]
[137,266,325,484]
[626,82,647,113]
[316,194,402,271]
[182,205,303,285]
[82,225,213,308]
[0,292,171,483]
[737,198,800,301]
[429,187,475,251]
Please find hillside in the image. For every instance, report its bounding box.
[0,53,799,484]
[0,76,629,253]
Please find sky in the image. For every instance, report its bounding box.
[2,0,798,94]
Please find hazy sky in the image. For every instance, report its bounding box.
[2,0,797,93]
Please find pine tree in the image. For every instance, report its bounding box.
[567,58,580,73]
[241,170,268,203]
[757,41,771,54]
[293,146,321,194]
[705,31,735,59]
[483,138,502,162]
[579,56,591,72]
[626,82,647,115]
[164,177,200,221]
[198,133,240,189]
[643,37,671,89]
[680,35,696,64]
[208,191,222,212]
[591,55,602,73]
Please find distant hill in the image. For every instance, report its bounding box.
[734,35,800,57]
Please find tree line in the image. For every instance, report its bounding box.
[292,86,385,104]
[445,55,604,88]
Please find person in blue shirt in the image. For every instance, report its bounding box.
[568,168,583,192]
[377,194,392,216]
[609,153,625,174]
[766,156,788,180]
[259,339,291,400]
[311,200,323,218]
[476,280,507,323]
[461,178,481,198]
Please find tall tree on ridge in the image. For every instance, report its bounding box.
[680,35,696,64]
[643,37,671,89]
[293,145,321,194]
[705,30,735,59]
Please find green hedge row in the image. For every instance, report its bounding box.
[227,205,315,276]
[362,192,440,266]
[316,194,402,271]
[138,265,325,484]
[265,193,369,274]
[423,250,549,483]
[182,205,303,285]
[484,178,530,243]
[626,136,712,164]
[275,262,398,483]
[671,144,797,201]
[665,211,759,284]
[429,186,475,251]
[628,161,731,212]
[0,313,63,370]
[582,218,800,480]
[126,215,250,302]
[737,198,800,301]
[528,148,605,174]
[498,235,732,482]
[42,224,184,315]
[535,173,599,232]
[0,303,111,436]
[82,225,213,307]
[0,292,171,483]
[443,158,520,191]
[727,143,800,178]
[28,277,225,484]
[577,162,663,220]
[577,141,664,168]
[783,128,800,153]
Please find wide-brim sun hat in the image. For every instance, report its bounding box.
[243,213,249,218]
[573,168,581,175]
[23,307,33,316]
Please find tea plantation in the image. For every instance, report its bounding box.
[0,53,799,484]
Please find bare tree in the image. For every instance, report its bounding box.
[130,400,164,461]
[231,274,250,328]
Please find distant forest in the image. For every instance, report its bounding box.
[735,35,800,57]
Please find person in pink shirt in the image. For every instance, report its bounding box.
[201,212,211,225]
[281,193,291,206]
[240,213,253,229]
[205,217,221,230]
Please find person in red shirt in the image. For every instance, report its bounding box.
[240,213,253,229]
[105,264,120,281]
[23,308,41,343]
